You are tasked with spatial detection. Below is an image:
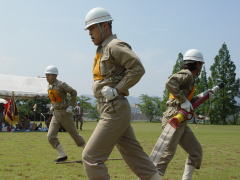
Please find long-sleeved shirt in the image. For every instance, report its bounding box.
[48,79,77,110]
[92,34,145,98]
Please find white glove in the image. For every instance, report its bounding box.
[180,99,193,112]
[66,106,73,113]
[101,86,118,101]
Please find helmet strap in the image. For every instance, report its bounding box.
[97,24,105,43]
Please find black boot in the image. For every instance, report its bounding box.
[54,156,68,162]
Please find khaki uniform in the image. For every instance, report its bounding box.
[47,80,85,149]
[82,35,157,180]
[157,69,202,175]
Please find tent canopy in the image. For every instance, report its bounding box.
[0,74,48,98]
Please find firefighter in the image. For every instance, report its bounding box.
[45,65,85,162]
[74,102,83,130]
[155,49,204,180]
[82,7,160,180]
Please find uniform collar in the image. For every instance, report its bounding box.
[101,34,117,48]
[180,69,193,76]
[180,69,198,81]
[50,79,59,86]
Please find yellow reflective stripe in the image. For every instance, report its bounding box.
[168,86,195,101]
[168,93,175,99]
[175,112,185,123]
[92,53,104,80]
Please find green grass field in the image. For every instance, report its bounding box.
[0,122,240,180]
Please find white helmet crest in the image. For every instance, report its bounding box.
[84,7,113,30]
[183,49,204,63]
[45,65,58,75]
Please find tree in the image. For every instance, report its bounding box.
[88,103,99,120]
[137,94,162,122]
[172,53,184,74]
[195,66,209,94]
[16,97,50,121]
[209,43,240,124]
[195,66,210,120]
[161,53,184,112]
[77,95,92,112]
[77,95,99,120]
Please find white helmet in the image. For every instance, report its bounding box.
[183,49,204,63]
[84,7,113,30]
[45,65,58,75]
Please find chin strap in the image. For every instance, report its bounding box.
[97,24,105,42]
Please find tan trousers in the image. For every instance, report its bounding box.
[156,121,202,175]
[74,115,83,130]
[47,110,85,149]
[82,98,157,180]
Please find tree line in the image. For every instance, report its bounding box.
[16,95,98,124]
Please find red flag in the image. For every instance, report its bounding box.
[4,98,19,125]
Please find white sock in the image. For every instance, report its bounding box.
[182,164,195,180]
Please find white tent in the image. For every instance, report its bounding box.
[0,74,48,98]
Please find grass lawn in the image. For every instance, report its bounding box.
[0,122,239,180]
